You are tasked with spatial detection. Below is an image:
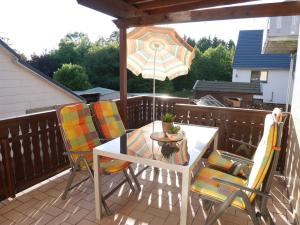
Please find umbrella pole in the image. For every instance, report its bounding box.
[152,47,158,132]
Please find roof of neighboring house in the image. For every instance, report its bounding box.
[74,87,116,96]
[233,30,290,70]
[193,80,262,94]
[193,95,225,107]
[0,39,84,101]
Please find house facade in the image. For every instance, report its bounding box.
[232,30,291,104]
[0,39,83,119]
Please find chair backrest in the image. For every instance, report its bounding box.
[246,108,282,200]
[56,103,101,162]
[90,101,126,139]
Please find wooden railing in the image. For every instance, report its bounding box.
[0,111,69,201]
[174,104,289,171]
[0,96,289,201]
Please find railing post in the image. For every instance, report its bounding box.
[1,139,15,198]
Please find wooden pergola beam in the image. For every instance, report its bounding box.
[114,1,300,27]
[77,0,146,18]
[144,0,257,15]
[135,0,203,10]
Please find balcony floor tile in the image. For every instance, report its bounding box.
[0,165,294,225]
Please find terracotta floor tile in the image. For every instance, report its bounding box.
[0,167,294,225]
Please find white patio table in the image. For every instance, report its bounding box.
[93,121,219,225]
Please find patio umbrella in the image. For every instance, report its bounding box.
[127,26,195,123]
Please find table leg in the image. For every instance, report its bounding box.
[213,133,219,151]
[93,153,102,221]
[180,169,191,225]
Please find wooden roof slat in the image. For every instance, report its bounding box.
[77,0,146,18]
[125,0,152,4]
[114,1,300,27]
[145,0,258,15]
[135,0,202,10]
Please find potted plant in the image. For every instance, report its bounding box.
[166,125,181,140]
[162,113,175,133]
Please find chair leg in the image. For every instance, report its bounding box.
[62,157,82,200]
[204,202,214,224]
[102,196,113,216]
[62,167,77,200]
[205,192,240,225]
[123,170,135,192]
[128,165,141,191]
[240,192,260,225]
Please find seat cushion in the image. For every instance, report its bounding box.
[82,153,130,174]
[191,167,247,209]
[207,150,234,171]
[99,157,131,174]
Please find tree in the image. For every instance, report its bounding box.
[28,53,59,77]
[52,32,91,66]
[197,45,233,81]
[183,35,196,47]
[53,64,91,90]
[84,45,120,90]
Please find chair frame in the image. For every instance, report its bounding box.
[56,103,137,215]
[201,116,284,225]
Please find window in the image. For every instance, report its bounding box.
[251,71,268,83]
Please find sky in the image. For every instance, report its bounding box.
[0,0,268,58]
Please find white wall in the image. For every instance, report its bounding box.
[261,70,289,104]
[0,47,80,120]
[232,69,251,82]
[232,68,289,104]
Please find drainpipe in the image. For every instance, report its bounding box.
[285,52,296,112]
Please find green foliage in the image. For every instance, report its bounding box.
[162,113,175,123]
[85,44,120,90]
[52,32,92,65]
[167,125,181,134]
[27,31,235,95]
[53,64,91,90]
[28,53,59,77]
[198,45,233,81]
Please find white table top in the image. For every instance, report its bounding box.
[93,121,218,173]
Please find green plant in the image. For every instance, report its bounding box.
[167,126,181,134]
[162,113,175,123]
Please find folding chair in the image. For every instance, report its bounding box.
[207,110,285,178]
[191,108,283,225]
[90,101,144,190]
[56,103,136,215]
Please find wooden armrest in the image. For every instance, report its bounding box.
[228,138,257,149]
[213,177,269,198]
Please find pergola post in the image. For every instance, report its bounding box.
[119,26,128,128]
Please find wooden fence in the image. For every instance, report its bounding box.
[0,96,289,201]
[174,104,289,171]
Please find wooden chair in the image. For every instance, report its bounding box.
[56,102,136,215]
[191,108,283,225]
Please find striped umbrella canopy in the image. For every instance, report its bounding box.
[127,26,195,81]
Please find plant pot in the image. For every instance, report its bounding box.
[162,122,173,133]
[166,132,178,141]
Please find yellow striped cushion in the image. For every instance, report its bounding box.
[191,168,247,209]
[247,113,279,202]
[207,150,234,171]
